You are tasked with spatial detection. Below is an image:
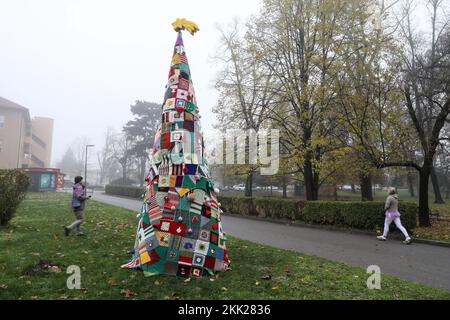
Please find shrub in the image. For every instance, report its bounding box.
[302,201,417,231]
[0,170,32,226]
[218,196,417,231]
[105,185,143,198]
[109,178,138,186]
[219,196,257,216]
[102,189,418,231]
[219,196,307,220]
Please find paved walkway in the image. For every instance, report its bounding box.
[92,192,450,292]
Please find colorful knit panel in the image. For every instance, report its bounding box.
[122,31,230,278]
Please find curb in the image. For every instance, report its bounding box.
[222,213,450,249]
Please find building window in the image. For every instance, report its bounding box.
[0,115,4,128]
[0,140,3,152]
[32,134,46,149]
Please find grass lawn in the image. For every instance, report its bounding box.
[1,192,449,300]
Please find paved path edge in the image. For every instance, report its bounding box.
[222,213,450,249]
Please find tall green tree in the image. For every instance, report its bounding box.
[123,101,160,187]
[247,0,364,200]
[333,0,415,201]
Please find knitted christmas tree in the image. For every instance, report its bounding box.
[121,20,231,277]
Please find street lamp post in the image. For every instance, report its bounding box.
[84,144,95,194]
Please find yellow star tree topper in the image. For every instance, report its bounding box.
[172,18,199,35]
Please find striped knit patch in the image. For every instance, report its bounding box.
[121,257,140,269]
[168,188,180,205]
[143,225,155,239]
[147,196,163,223]
[189,200,202,215]
[172,164,184,175]
[180,54,189,65]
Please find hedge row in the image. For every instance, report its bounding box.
[0,169,31,226]
[104,185,418,231]
[217,196,418,231]
[105,185,143,199]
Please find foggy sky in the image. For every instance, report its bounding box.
[1,0,436,169]
[0,0,261,166]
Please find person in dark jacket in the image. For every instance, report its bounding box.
[65,176,91,236]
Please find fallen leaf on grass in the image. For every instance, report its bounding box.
[255,281,260,286]
[221,287,228,291]
[0,284,8,289]
[107,279,117,286]
[48,266,62,273]
[120,289,137,297]
[261,275,272,280]
[154,280,161,286]
[271,287,279,290]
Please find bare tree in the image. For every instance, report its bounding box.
[110,133,133,184]
[394,0,450,225]
[213,19,278,197]
[97,127,116,185]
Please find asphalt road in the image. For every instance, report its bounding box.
[92,192,450,292]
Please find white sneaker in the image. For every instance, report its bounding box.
[377,236,387,241]
[403,238,412,245]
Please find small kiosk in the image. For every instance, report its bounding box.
[22,168,65,192]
